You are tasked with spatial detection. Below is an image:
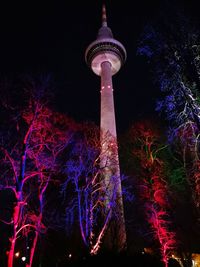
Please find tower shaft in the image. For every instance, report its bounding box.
[100,61,126,251]
[101,61,116,138]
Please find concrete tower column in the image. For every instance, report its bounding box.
[100,60,126,251]
[101,61,116,138]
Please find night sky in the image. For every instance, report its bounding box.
[0,0,199,132]
[1,1,200,265]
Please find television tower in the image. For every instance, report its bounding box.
[85,4,126,251]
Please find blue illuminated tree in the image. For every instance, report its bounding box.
[62,123,131,255]
[62,123,100,249]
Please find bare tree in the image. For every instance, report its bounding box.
[126,121,178,267]
[0,76,77,267]
[62,123,127,255]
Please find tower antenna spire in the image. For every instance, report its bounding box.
[102,3,107,27]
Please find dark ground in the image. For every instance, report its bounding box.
[56,252,181,267]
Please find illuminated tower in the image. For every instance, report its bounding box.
[85,4,126,251]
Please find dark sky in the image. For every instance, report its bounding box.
[0,0,199,132]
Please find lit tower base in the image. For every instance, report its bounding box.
[85,4,126,252]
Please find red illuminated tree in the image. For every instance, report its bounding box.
[127,120,178,267]
[0,76,77,267]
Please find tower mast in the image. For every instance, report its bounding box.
[85,4,126,252]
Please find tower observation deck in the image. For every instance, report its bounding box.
[85,5,126,77]
[85,4,127,252]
